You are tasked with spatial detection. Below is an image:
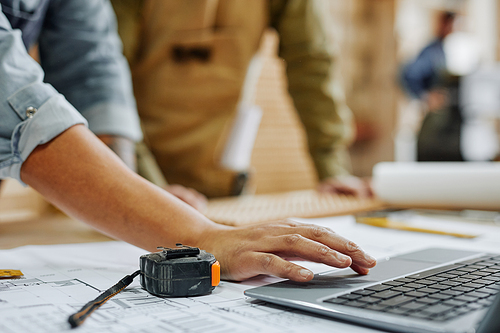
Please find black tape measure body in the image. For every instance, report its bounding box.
[140,246,218,297]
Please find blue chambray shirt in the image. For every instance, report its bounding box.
[0,0,142,184]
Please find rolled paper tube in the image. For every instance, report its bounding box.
[372,162,500,210]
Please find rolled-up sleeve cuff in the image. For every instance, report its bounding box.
[4,94,88,185]
[82,102,143,142]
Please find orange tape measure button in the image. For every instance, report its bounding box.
[211,261,220,286]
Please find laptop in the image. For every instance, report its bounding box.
[245,248,500,333]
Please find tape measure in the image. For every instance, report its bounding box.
[68,244,220,328]
[140,244,220,297]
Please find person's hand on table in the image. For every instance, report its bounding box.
[318,175,373,198]
[164,184,208,212]
[198,219,377,282]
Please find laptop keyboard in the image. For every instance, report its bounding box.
[324,254,500,322]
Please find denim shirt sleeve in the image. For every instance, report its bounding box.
[0,8,88,184]
[39,0,142,141]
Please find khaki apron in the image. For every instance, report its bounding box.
[131,0,268,197]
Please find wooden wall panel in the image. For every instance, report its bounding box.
[250,31,318,194]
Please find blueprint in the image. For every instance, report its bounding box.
[0,271,316,333]
[1,215,500,333]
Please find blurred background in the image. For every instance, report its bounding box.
[249,0,500,194]
[2,0,500,223]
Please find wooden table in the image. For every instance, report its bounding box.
[0,211,113,249]
[1,189,385,249]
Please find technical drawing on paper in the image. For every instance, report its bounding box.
[0,266,371,333]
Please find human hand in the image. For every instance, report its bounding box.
[318,175,373,198]
[164,184,208,212]
[198,220,376,282]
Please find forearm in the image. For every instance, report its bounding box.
[20,125,224,252]
[273,0,354,179]
[289,73,355,179]
[310,144,352,180]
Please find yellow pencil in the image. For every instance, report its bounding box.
[356,217,478,239]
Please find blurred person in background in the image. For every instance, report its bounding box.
[111,0,372,200]
[401,11,463,162]
[401,10,499,163]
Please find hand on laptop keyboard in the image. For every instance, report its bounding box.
[197,219,377,282]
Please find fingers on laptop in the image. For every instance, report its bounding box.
[247,235,365,282]
[247,252,315,282]
[261,233,352,271]
[207,220,376,282]
[276,220,376,270]
[349,263,371,275]
[243,220,376,280]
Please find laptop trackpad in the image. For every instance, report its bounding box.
[318,258,434,286]
[246,259,438,304]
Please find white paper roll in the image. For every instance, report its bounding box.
[372,162,500,210]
